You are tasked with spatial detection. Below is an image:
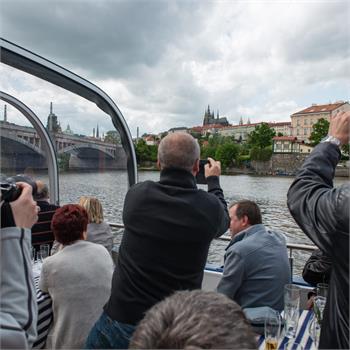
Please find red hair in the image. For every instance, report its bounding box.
[51,204,88,245]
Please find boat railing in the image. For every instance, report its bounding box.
[109,222,317,278]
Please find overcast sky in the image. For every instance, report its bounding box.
[1,0,349,137]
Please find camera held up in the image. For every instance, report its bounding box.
[0,174,38,202]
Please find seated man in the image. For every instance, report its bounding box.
[217,200,290,311]
[129,290,257,349]
[31,181,59,253]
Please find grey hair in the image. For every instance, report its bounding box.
[129,290,257,349]
[158,133,200,172]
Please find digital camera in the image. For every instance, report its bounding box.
[0,175,37,202]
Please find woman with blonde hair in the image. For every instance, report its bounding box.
[79,196,113,254]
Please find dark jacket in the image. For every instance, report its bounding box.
[31,200,60,252]
[302,249,332,286]
[287,142,349,349]
[105,167,230,325]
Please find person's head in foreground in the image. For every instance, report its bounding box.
[129,290,257,349]
[51,204,88,246]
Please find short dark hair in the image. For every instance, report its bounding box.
[129,290,257,349]
[232,200,262,225]
[51,204,88,245]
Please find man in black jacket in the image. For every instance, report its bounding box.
[287,110,349,349]
[86,132,230,349]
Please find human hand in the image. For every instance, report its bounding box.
[329,111,350,145]
[10,182,39,229]
[205,157,221,178]
[306,295,315,310]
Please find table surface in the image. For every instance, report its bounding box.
[258,310,316,350]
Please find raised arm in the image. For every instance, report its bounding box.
[205,157,230,237]
[287,111,350,252]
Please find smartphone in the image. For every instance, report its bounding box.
[196,159,208,184]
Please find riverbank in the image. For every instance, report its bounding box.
[137,165,349,177]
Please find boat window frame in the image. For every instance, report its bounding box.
[0,91,60,205]
[0,38,138,189]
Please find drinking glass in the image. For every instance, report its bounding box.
[284,284,300,338]
[39,244,50,259]
[264,311,281,350]
[283,340,304,350]
[313,296,326,325]
[308,314,321,348]
[316,283,328,298]
[38,244,50,262]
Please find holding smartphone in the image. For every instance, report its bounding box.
[195,159,209,184]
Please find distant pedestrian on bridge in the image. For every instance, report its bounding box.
[287,110,350,349]
[85,132,230,349]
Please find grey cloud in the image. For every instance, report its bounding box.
[1,1,211,79]
[282,2,349,63]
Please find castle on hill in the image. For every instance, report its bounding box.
[203,105,229,126]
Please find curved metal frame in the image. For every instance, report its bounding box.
[0,91,59,205]
[0,37,138,187]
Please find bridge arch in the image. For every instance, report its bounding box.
[58,144,115,159]
[1,133,46,157]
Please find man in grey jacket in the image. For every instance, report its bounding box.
[287,110,349,349]
[217,200,290,311]
[0,182,39,349]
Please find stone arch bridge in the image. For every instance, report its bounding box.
[0,121,127,172]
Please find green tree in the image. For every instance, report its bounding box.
[104,130,120,144]
[309,118,329,146]
[250,146,273,161]
[148,145,158,162]
[201,145,216,159]
[135,139,151,163]
[247,123,276,149]
[215,142,239,170]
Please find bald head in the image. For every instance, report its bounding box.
[158,133,200,173]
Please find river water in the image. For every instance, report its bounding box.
[45,170,347,275]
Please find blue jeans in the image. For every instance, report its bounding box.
[85,311,136,349]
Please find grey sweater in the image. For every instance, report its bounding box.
[39,240,113,349]
[87,221,113,254]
